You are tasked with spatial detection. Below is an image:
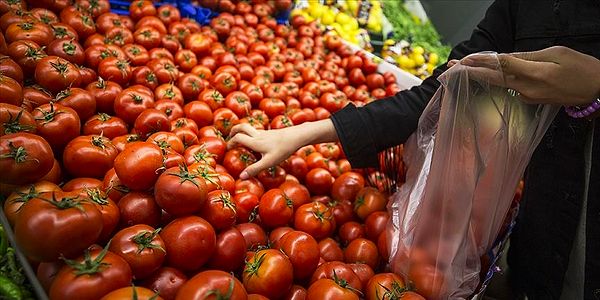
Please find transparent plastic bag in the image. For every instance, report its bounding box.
[386,53,560,299]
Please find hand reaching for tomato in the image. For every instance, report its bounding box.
[227,119,339,179]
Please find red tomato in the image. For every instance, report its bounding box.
[365,273,407,300]
[147,131,185,154]
[318,238,344,262]
[243,249,293,299]
[140,267,187,300]
[176,270,247,300]
[208,227,247,272]
[331,171,365,202]
[354,187,387,220]
[281,155,309,182]
[83,113,128,139]
[15,191,103,262]
[294,201,336,240]
[114,141,163,191]
[109,224,166,279]
[34,56,81,93]
[62,178,102,192]
[183,100,213,129]
[129,0,157,21]
[407,263,446,300]
[3,181,61,227]
[258,188,294,229]
[111,133,141,153]
[305,167,333,195]
[235,178,265,197]
[62,135,118,178]
[154,165,208,216]
[256,166,286,190]
[279,230,320,280]
[87,78,123,114]
[160,216,216,271]
[344,238,380,270]
[100,286,163,300]
[365,211,389,242]
[338,221,365,246]
[118,192,161,228]
[233,192,259,223]
[307,278,359,300]
[212,107,239,136]
[113,85,155,125]
[0,132,53,185]
[236,222,268,251]
[310,261,362,292]
[223,147,256,179]
[49,246,133,300]
[77,187,120,243]
[284,285,307,300]
[133,109,170,139]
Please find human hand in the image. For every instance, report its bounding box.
[227,119,338,179]
[448,46,600,106]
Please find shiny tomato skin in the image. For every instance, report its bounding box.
[133,108,171,139]
[86,78,123,114]
[160,216,217,271]
[338,221,366,246]
[175,270,247,300]
[100,286,164,300]
[55,87,96,122]
[140,267,187,300]
[15,191,103,262]
[113,85,155,125]
[83,113,129,139]
[243,249,293,299]
[154,165,208,217]
[344,238,380,270]
[34,56,81,93]
[258,188,294,229]
[305,167,333,195]
[318,238,345,262]
[235,222,268,251]
[62,135,118,178]
[109,224,166,280]
[307,279,359,300]
[118,192,162,228]
[310,261,362,293]
[113,141,164,191]
[62,178,103,192]
[0,132,53,185]
[294,201,336,240]
[365,273,406,300]
[208,226,247,272]
[279,230,320,280]
[365,211,389,242]
[200,189,237,231]
[354,187,387,220]
[49,247,133,300]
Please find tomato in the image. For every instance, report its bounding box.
[243,249,293,299]
[97,56,131,86]
[147,131,184,154]
[54,87,96,121]
[199,88,224,111]
[222,147,256,179]
[5,21,53,47]
[0,74,23,106]
[0,103,35,136]
[279,230,320,280]
[331,171,365,202]
[21,85,51,111]
[62,135,118,178]
[49,246,133,300]
[284,285,307,300]
[407,263,446,300]
[130,65,158,90]
[184,33,211,56]
[0,132,53,185]
[280,155,308,182]
[235,222,267,251]
[14,191,102,261]
[310,261,362,292]
[37,261,63,293]
[354,187,387,220]
[129,0,157,21]
[208,227,247,272]
[109,225,166,279]
[59,9,96,41]
[305,167,333,195]
[183,100,213,129]
[114,141,163,191]
[343,238,380,270]
[153,165,207,216]
[199,189,236,230]
[211,71,238,96]
[160,216,216,271]
[224,91,252,118]
[364,273,407,300]
[133,25,161,49]
[111,133,141,152]
[176,270,247,300]
[3,181,60,226]
[83,113,128,139]
[294,201,336,240]
[258,188,293,229]
[133,109,170,139]
[114,85,155,125]
[34,56,81,93]
[364,211,389,242]
[122,43,150,66]
[118,192,161,228]
[255,166,285,190]
[172,127,198,148]
[45,38,84,65]
[100,286,163,300]
[6,40,45,77]
[338,221,365,246]
[160,35,181,54]
[235,177,265,197]
[307,278,359,300]
[62,178,103,192]
[77,187,120,243]
[140,267,187,300]
[318,238,344,262]
[0,55,23,84]
[306,152,327,169]
[232,191,259,223]
[148,58,180,84]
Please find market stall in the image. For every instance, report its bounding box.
[0,1,524,299]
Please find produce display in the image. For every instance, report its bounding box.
[292,0,451,79]
[0,0,432,299]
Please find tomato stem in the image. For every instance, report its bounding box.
[62,242,111,276]
[131,228,165,254]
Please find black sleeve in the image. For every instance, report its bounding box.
[331,0,517,168]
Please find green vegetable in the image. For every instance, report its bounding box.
[0,275,23,300]
[382,0,451,64]
[0,225,7,257]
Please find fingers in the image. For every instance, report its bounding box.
[229,123,258,138]
[447,59,459,67]
[240,155,279,179]
[461,66,507,87]
[227,133,254,150]
[508,46,569,63]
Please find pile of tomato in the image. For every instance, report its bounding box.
[0,0,432,299]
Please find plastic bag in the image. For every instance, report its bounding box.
[386,53,560,299]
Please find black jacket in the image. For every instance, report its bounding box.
[331,1,600,299]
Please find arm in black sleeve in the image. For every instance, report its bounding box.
[331,0,517,168]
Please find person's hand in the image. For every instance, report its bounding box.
[448,46,600,106]
[227,119,338,179]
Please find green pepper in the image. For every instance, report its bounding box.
[0,225,8,258]
[0,275,23,300]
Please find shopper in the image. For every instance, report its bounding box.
[228,1,600,299]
